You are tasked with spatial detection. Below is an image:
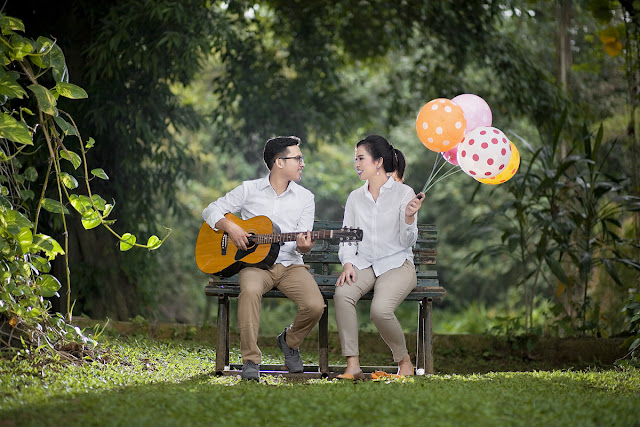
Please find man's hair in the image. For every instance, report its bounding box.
[263,136,301,169]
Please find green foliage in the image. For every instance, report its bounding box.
[619,289,640,365]
[469,113,640,336]
[0,14,169,352]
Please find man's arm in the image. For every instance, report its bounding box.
[295,194,315,254]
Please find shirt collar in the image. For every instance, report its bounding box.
[261,174,298,195]
[359,176,395,198]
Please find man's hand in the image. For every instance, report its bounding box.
[296,231,315,254]
[336,263,357,286]
[215,218,251,251]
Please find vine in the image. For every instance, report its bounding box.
[0,15,170,355]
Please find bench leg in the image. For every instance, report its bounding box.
[416,297,434,375]
[318,300,329,376]
[215,295,230,374]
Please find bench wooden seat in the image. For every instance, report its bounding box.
[204,220,446,377]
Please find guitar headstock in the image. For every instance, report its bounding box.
[330,227,363,244]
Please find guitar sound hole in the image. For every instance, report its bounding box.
[246,233,256,249]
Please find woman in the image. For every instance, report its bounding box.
[335,134,424,379]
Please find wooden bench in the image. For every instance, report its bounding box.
[204,220,446,377]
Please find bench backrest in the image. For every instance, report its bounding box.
[307,220,438,285]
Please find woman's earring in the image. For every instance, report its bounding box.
[377,166,380,176]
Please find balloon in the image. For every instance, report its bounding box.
[451,94,492,133]
[441,146,459,166]
[476,142,520,184]
[457,126,511,178]
[416,98,466,152]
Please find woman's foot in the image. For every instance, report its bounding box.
[397,355,414,376]
[343,355,361,374]
[336,370,365,380]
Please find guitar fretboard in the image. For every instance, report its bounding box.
[249,230,340,244]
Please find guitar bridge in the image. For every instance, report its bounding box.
[221,233,228,255]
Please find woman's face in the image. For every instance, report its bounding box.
[354,145,381,181]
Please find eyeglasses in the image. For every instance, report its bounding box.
[279,156,304,164]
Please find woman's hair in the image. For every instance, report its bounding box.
[356,134,406,180]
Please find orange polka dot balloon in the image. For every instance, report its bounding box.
[416,98,466,152]
[476,142,520,185]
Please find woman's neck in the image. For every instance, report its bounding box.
[367,175,388,201]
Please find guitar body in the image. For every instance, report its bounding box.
[195,214,281,276]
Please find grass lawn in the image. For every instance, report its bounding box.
[0,324,639,426]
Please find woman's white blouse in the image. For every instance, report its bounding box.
[339,176,418,277]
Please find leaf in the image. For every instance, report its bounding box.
[59,172,78,189]
[36,274,61,298]
[91,194,107,211]
[18,189,34,200]
[81,210,101,230]
[41,198,69,215]
[32,234,65,260]
[4,209,33,233]
[0,16,25,34]
[91,168,109,180]
[544,254,570,285]
[8,35,33,61]
[55,82,88,99]
[24,166,38,181]
[60,149,81,169]
[16,227,32,254]
[0,113,32,145]
[147,235,161,250]
[33,42,68,83]
[53,116,77,136]
[103,203,114,218]
[0,72,27,99]
[120,233,137,251]
[27,84,57,116]
[86,137,95,149]
[69,194,92,214]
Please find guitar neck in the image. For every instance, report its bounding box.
[250,230,337,244]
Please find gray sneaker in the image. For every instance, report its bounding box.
[276,328,304,373]
[240,361,260,381]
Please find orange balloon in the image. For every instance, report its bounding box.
[476,142,520,185]
[416,98,466,152]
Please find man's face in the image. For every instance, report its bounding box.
[278,145,305,182]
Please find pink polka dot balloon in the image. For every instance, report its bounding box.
[457,126,511,178]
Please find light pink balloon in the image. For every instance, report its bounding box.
[441,146,459,166]
[451,94,492,133]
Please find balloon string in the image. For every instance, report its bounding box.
[421,155,446,193]
[423,168,462,194]
[420,154,461,195]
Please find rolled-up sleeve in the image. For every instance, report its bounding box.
[202,184,245,229]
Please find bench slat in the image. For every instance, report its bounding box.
[205,284,446,300]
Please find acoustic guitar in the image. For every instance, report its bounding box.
[195,213,363,277]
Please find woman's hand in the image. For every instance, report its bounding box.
[336,263,357,286]
[405,192,425,223]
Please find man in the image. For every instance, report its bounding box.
[202,136,325,380]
